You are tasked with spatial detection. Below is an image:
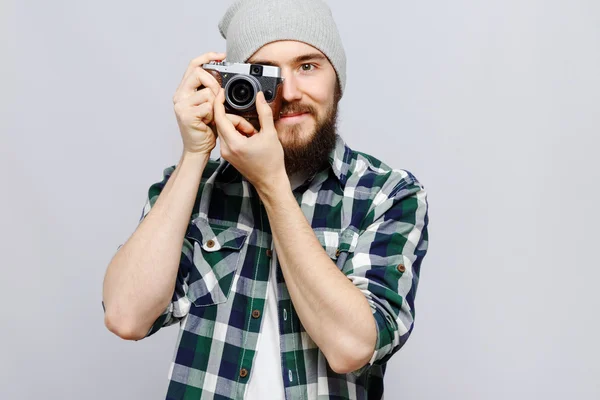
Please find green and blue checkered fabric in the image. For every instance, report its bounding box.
[136,134,429,399]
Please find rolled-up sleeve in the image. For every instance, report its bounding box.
[342,175,429,376]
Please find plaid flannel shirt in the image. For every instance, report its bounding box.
[126,134,429,399]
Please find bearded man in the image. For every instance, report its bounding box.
[102,1,430,399]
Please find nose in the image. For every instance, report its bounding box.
[281,73,302,102]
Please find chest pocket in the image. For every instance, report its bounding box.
[314,228,359,270]
[185,219,249,307]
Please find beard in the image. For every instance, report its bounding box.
[277,99,339,177]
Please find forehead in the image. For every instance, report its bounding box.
[247,40,329,66]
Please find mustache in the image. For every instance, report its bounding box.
[279,102,317,116]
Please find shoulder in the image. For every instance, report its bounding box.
[342,145,426,200]
[337,145,429,234]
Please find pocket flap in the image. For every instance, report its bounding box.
[188,219,248,252]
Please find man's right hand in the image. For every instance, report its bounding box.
[173,52,226,155]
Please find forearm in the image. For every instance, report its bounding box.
[102,150,209,339]
[259,183,377,373]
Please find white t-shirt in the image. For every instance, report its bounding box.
[245,172,309,400]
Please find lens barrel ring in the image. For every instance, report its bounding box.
[224,74,261,110]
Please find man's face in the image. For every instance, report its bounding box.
[247,40,341,177]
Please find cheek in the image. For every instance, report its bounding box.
[312,87,333,107]
[301,75,335,106]
[313,86,336,117]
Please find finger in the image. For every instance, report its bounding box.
[178,67,221,101]
[174,53,226,102]
[213,88,244,147]
[226,114,258,137]
[255,91,276,133]
[174,95,214,125]
[174,101,213,129]
[217,129,233,161]
[194,102,214,125]
[178,87,215,107]
[180,52,225,86]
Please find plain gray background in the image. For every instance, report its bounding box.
[2,0,599,399]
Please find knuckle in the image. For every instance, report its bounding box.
[194,70,204,87]
[191,55,205,66]
[201,88,215,103]
[201,106,213,122]
[203,101,215,112]
[173,101,183,114]
[190,51,220,70]
[195,103,208,115]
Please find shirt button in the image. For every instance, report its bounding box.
[252,310,261,319]
[266,249,273,258]
[206,240,215,249]
[397,264,406,273]
[240,368,248,378]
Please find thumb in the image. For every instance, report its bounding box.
[255,91,275,133]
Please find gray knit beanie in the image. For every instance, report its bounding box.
[218,0,347,97]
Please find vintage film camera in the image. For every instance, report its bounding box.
[201,61,284,126]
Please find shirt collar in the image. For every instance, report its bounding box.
[327,133,352,186]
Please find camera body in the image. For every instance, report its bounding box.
[201,61,284,123]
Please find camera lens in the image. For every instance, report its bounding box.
[229,81,254,106]
[224,75,260,110]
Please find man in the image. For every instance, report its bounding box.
[102,0,429,399]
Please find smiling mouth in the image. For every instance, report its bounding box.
[280,112,308,117]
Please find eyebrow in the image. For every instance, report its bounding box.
[248,53,328,67]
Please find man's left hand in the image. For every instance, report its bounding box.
[213,88,288,194]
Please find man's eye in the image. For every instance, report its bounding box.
[301,63,315,71]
